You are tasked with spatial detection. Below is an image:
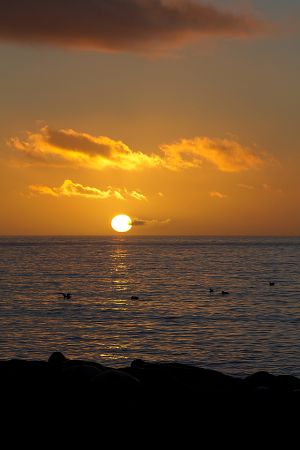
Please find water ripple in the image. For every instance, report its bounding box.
[0,236,299,377]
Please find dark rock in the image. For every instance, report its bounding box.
[0,354,299,413]
[92,369,140,389]
[131,359,146,368]
[53,353,108,372]
[245,371,300,393]
[129,359,244,393]
[89,369,142,409]
[245,371,276,389]
[61,364,104,384]
[48,351,68,366]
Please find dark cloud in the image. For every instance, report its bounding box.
[46,128,113,158]
[132,220,146,226]
[132,218,171,226]
[0,0,267,53]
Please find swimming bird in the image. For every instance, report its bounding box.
[269,282,275,286]
[58,292,72,299]
[221,290,229,295]
[209,288,214,293]
[131,296,139,300]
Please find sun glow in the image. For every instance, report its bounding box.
[111,214,132,233]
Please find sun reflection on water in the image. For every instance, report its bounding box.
[110,242,132,299]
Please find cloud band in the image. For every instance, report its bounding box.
[0,0,267,53]
[9,125,268,173]
[29,179,148,201]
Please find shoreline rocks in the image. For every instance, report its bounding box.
[0,352,299,412]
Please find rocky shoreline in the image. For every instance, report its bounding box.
[1,352,299,411]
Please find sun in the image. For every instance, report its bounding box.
[111,214,132,233]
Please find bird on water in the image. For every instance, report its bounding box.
[221,290,229,295]
[58,292,72,299]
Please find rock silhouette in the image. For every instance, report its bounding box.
[0,352,299,415]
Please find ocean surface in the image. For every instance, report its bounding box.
[0,236,299,377]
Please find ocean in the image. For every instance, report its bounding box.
[0,236,299,377]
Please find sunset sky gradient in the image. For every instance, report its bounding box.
[0,0,299,235]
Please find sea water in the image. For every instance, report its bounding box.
[0,236,299,377]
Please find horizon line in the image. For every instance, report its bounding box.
[0,234,299,238]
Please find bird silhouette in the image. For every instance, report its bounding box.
[58,292,72,299]
[209,288,214,293]
[221,290,229,295]
[269,282,275,286]
[131,296,139,300]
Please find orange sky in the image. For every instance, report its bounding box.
[0,0,299,235]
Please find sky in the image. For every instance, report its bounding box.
[0,0,299,235]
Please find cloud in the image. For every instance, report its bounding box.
[29,179,148,201]
[262,183,283,194]
[238,183,283,194]
[124,189,148,201]
[210,191,227,199]
[131,220,147,226]
[161,137,266,172]
[238,183,255,190]
[132,217,171,226]
[9,126,161,170]
[9,125,269,173]
[0,0,268,54]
